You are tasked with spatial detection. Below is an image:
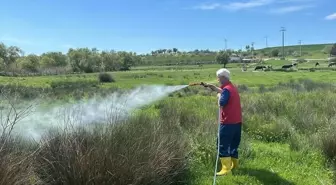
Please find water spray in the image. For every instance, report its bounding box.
[8,84,190,141]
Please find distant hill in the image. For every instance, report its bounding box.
[140,43,335,65]
[256,43,334,59]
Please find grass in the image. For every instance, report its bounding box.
[195,142,332,185]
[1,63,336,90]
[0,64,335,185]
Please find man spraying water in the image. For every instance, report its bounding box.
[198,68,243,176]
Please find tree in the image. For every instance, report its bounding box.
[17,58,38,72]
[41,52,68,67]
[245,45,250,52]
[216,51,230,68]
[101,50,121,71]
[40,55,56,68]
[118,51,139,70]
[271,49,280,57]
[330,43,336,56]
[0,43,23,71]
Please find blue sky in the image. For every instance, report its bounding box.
[0,0,335,55]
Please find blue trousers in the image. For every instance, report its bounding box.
[216,123,242,158]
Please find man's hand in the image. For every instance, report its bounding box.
[201,82,222,93]
[217,93,221,98]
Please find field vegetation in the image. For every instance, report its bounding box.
[0,41,336,185]
[1,42,336,76]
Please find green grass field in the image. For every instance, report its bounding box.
[0,63,335,185]
[1,62,335,89]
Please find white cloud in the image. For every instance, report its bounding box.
[224,0,273,11]
[269,5,314,14]
[325,13,336,20]
[193,3,222,10]
[193,0,272,10]
[192,0,317,12]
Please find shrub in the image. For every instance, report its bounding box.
[244,115,293,142]
[36,113,189,185]
[98,73,115,83]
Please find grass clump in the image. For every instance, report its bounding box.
[98,72,115,83]
[36,113,190,185]
[0,138,38,185]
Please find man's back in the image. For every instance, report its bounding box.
[220,82,242,124]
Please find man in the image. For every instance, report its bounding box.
[201,68,243,176]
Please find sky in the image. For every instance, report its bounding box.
[0,0,335,55]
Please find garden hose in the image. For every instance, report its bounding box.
[189,81,221,184]
[212,107,221,185]
[188,82,207,87]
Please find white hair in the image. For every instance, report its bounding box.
[216,68,230,80]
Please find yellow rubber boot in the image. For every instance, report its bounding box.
[216,157,232,176]
[231,158,239,169]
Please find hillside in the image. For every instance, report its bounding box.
[256,43,334,59]
[143,43,334,65]
[257,43,332,53]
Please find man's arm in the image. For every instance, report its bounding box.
[218,88,230,107]
[202,83,222,93]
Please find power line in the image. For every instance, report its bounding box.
[280,27,286,59]
[298,40,302,57]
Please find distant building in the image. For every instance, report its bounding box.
[229,56,242,63]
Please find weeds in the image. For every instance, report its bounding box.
[0,79,335,184]
[36,113,190,185]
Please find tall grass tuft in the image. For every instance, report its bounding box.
[0,137,38,185]
[36,113,190,185]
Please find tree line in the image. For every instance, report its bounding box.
[1,42,335,75]
[0,43,142,75]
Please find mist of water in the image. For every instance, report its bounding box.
[5,85,188,141]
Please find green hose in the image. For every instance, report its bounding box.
[212,107,221,185]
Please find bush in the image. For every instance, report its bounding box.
[98,73,115,83]
[36,113,189,185]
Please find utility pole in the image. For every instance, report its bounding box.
[280,27,286,59]
[265,36,268,48]
[251,42,255,58]
[298,40,302,57]
[224,38,227,51]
